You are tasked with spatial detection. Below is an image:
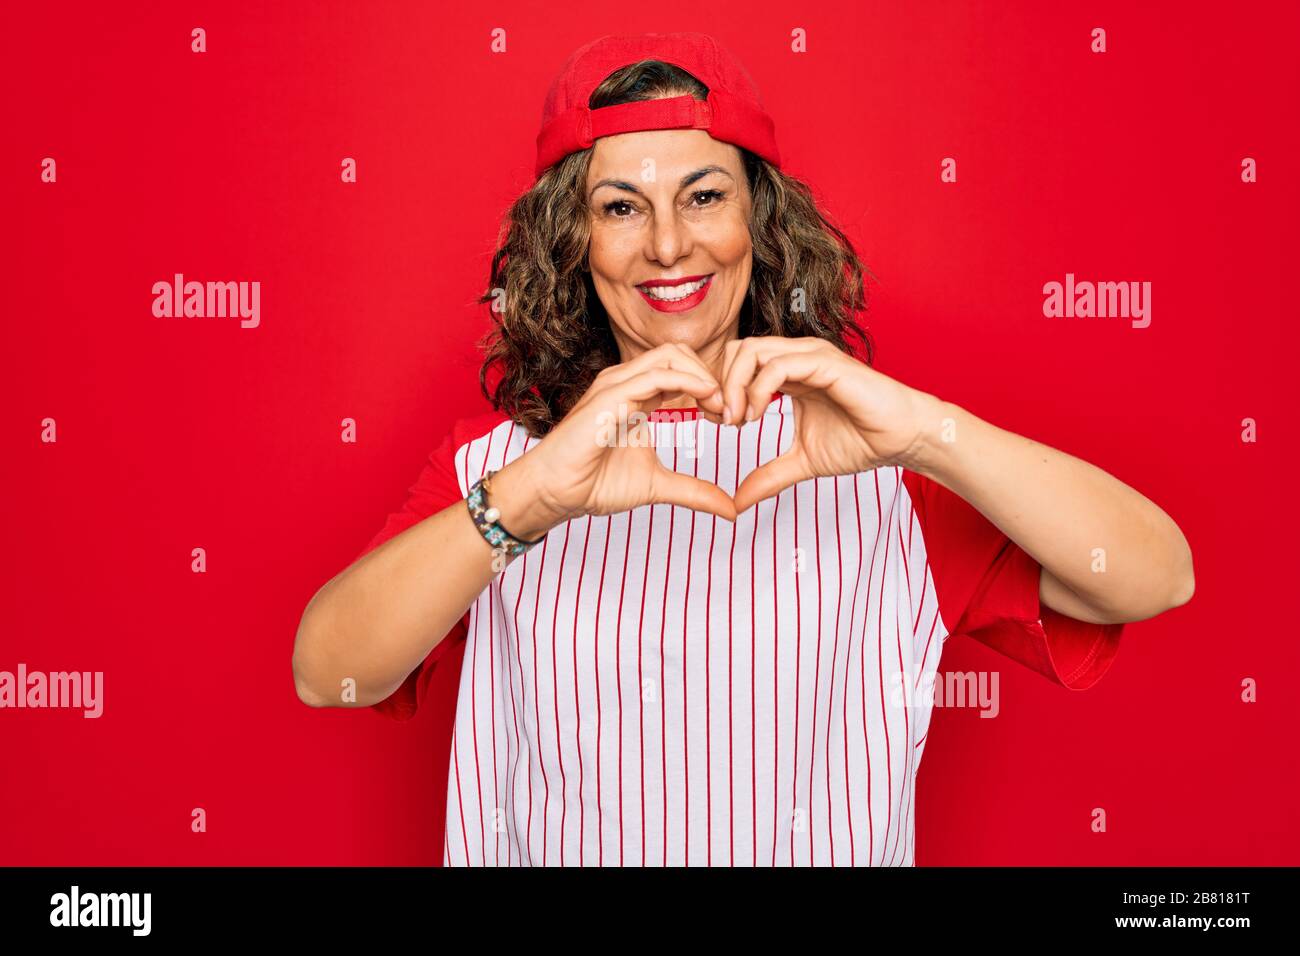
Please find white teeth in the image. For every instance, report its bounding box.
[640,277,709,301]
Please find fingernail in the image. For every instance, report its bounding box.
[723,403,734,424]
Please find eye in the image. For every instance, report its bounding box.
[691,188,725,207]
[601,199,637,218]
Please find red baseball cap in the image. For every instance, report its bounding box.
[535,32,782,178]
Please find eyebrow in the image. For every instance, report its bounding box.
[588,164,733,200]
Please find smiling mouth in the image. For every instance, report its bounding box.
[637,275,713,301]
[635,274,714,312]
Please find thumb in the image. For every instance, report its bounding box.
[733,452,808,514]
[649,467,738,522]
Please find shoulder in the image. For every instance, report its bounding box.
[355,405,519,561]
[448,408,521,452]
[441,408,533,478]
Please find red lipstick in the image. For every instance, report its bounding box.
[636,274,714,313]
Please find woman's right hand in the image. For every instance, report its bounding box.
[491,343,737,539]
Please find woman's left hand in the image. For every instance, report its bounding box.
[711,336,936,513]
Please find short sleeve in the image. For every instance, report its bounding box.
[901,469,1123,690]
[356,427,472,720]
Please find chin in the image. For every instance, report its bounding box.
[652,321,719,345]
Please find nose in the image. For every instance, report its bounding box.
[645,204,692,265]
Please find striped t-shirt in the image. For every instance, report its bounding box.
[359,393,1124,866]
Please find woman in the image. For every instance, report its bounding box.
[292,32,1194,867]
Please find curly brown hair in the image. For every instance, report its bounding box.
[477,59,876,439]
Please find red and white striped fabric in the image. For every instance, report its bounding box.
[359,393,1124,866]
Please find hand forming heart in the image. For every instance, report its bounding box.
[506,337,936,535]
[700,336,931,513]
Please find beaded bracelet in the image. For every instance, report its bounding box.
[465,470,547,556]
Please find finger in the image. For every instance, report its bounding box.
[643,350,725,414]
[733,450,809,514]
[684,345,729,427]
[595,343,722,407]
[664,344,727,414]
[610,367,726,415]
[650,466,737,522]
[695,405,726,426]
[668,342,725,392]
[595,342,682,386]
[744,352,838,418]
[721,337,821,424]
[719,338,748,424]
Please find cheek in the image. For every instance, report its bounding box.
[587,227,638,278]
[709,218,753,268]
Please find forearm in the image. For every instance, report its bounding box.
[292,453,564,709]
[897,390,1194,622]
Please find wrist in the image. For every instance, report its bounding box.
[893,388,964,478]
[487,454,572,542]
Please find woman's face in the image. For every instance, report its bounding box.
[585,127,753,378]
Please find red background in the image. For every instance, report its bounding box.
[4,1,1296,865]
